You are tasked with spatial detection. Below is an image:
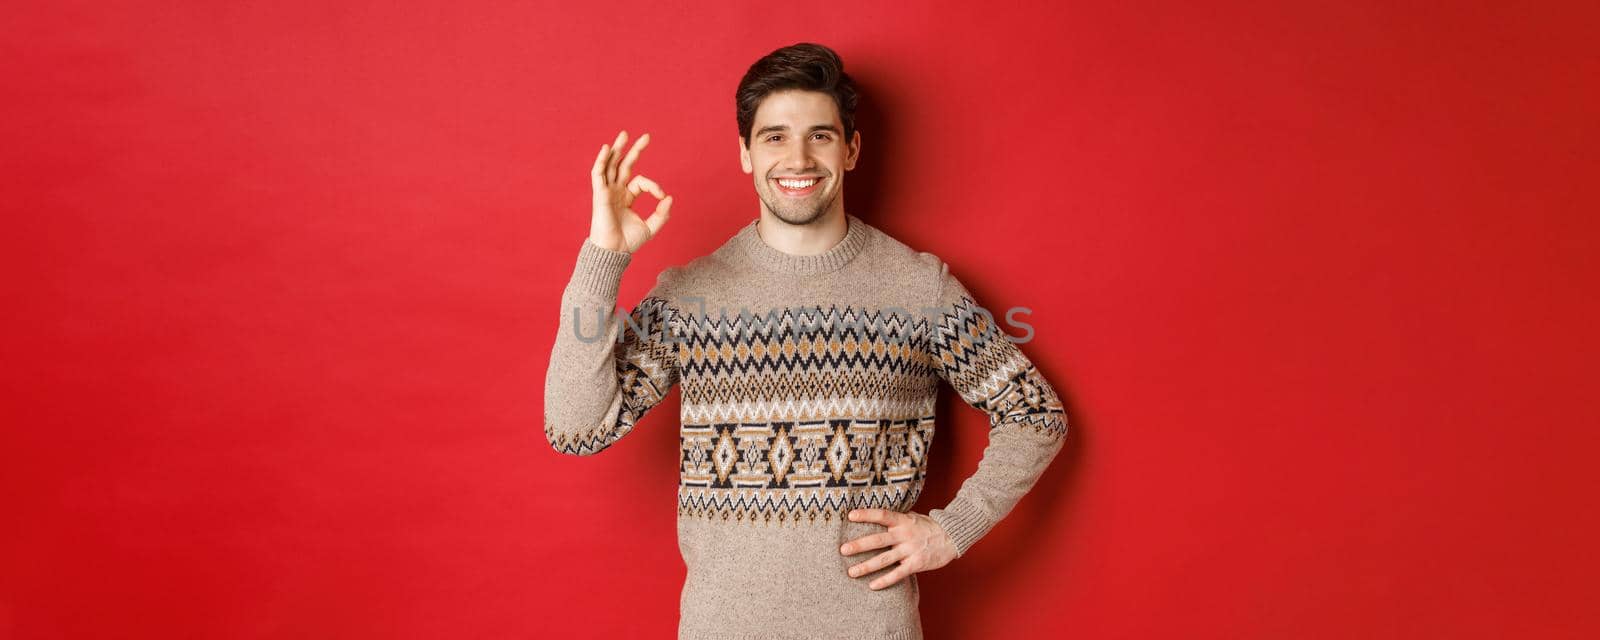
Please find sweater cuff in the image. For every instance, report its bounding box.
[928,495,995,559]
[568,237,633,300]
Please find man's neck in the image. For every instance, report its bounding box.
[754,210,849,256]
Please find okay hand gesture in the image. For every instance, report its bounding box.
[589,129,673,253]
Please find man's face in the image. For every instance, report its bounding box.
[740,89,861,226]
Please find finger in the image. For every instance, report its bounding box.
[841,531,898,555]
[617,132,649,184]
[628,174,666,199]
[592,143,611,189]
[607,130,628,185]
[848,508,897,526]
[869,562,916,590]
[848,547,907,579]
[606,133,626,184]
[643,195,672,236]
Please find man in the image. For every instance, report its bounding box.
[544,42,1069,640]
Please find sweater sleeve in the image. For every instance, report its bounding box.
[923,262,1069,558]
[543,237,682,456]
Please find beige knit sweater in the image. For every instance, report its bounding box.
[544,213,1069,640]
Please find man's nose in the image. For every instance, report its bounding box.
[782,144,815,171]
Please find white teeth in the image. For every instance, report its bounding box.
[777,178,818,189]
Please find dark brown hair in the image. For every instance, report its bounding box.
[735,43,859,147]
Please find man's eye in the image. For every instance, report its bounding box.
[813,134,831,141]
[766,135,782,142]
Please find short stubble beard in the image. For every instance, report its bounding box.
[758,176,837,226]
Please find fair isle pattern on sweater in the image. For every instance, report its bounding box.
[544,292,1067,526]
[544,213,1068,640]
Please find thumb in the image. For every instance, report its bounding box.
[644,195,673,236]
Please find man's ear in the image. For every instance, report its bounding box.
[739,136,753,174]
[845,130,861,171]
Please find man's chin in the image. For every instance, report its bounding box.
[764,201,825,225]
[773,209,825,226]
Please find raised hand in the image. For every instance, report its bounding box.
[839,508,961,590]
[589,129,673,253]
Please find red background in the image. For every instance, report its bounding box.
[4,1,1597,638]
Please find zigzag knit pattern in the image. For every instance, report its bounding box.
[546,289,1067,525]
[544,215,1071,638]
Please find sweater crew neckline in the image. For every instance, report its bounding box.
[735,212,872,275]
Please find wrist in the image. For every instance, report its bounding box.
[587,235,629,253]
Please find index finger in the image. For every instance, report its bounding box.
[847,508,897,526]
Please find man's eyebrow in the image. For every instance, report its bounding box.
[754,124,842,137]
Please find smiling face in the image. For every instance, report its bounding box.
[739,89,861,226]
